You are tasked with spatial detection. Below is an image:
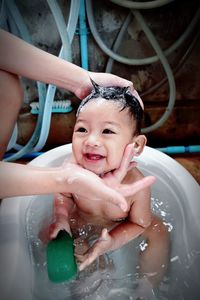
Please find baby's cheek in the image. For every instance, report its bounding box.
[72,150,81,165]
[107,157,121,172]
[111,150,124,167]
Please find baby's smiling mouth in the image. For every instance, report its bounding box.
[84,153,105,161]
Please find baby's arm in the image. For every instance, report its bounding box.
[39,193,74,243]
[48,193,74,239]
[77,219,149,271]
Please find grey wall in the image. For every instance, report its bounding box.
[4,0,200,147]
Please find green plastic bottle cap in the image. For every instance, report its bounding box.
[47,231,77,283]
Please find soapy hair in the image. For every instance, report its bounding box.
[77,79,143,135]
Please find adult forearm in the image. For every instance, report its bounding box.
[0,161,129,211]
[0,29,89,95]
[0,162,67,198]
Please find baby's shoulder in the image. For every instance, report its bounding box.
[124,167,151,207]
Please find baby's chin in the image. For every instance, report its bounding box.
[86,166,105,176]
[79,159,119,176]
[96,167,119,177]
[85,165,114,177]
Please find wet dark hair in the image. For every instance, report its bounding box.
[77,79,143,135]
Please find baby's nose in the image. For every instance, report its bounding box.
[85,134,101,147]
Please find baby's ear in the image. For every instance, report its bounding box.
[132,135,147,156]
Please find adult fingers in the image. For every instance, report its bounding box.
[98,186,128,212]
[114,144,135,181]
[75,182,128,212]
[127,161,137,172]
[118,176,156,198]
[69,165,128,211]
[132,89,144,110]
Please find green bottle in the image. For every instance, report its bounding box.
[47,231,77,283]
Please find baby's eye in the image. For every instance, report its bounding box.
[102,128,115,134]
[76,127,87,133]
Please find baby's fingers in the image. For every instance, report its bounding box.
[49,222,72,239]
[76,248,99,271]
[75,253,85,263]
[78,254,97,271]
[49,223,61,239]
[99,228,110,241]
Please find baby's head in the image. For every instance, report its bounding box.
[72,80,146,175]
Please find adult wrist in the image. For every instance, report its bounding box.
[53,166,72,194]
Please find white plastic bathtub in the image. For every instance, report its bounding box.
[0,144,200,300]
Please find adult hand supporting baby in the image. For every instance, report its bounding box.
[0,159,132,212]
[102,144,156,199]
[63,144,155,213]
[0,161,123,211]
[58,161,128,212]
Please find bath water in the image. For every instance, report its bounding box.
[25,176,200,300]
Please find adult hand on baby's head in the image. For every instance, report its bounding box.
[89,72,144,109]
[76,71,143,109]
[89,72,133,90]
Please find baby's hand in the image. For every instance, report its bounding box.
[48,192,73,240]
[39,218,71,243]
[76,228,113,271]
[48,217,72,240]
[39,217,71,244]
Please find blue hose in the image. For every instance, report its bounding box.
[4,0,79,159]
[79,0,88,70]
[4,152,44,160]
[33,0,79,152]
[46,0,72,62]
[86,1,200,66]
[4,0,47,162]
[109,0,175,9]
[156,145,200,154]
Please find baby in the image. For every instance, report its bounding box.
[47,80,169,285]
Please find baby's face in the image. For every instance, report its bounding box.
[72,98,136,175]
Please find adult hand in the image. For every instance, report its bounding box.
[101,144,156,198]
[75,71,144,109]
[89,72,143,109]
[60,161,128,212]
[64,144,155,212]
